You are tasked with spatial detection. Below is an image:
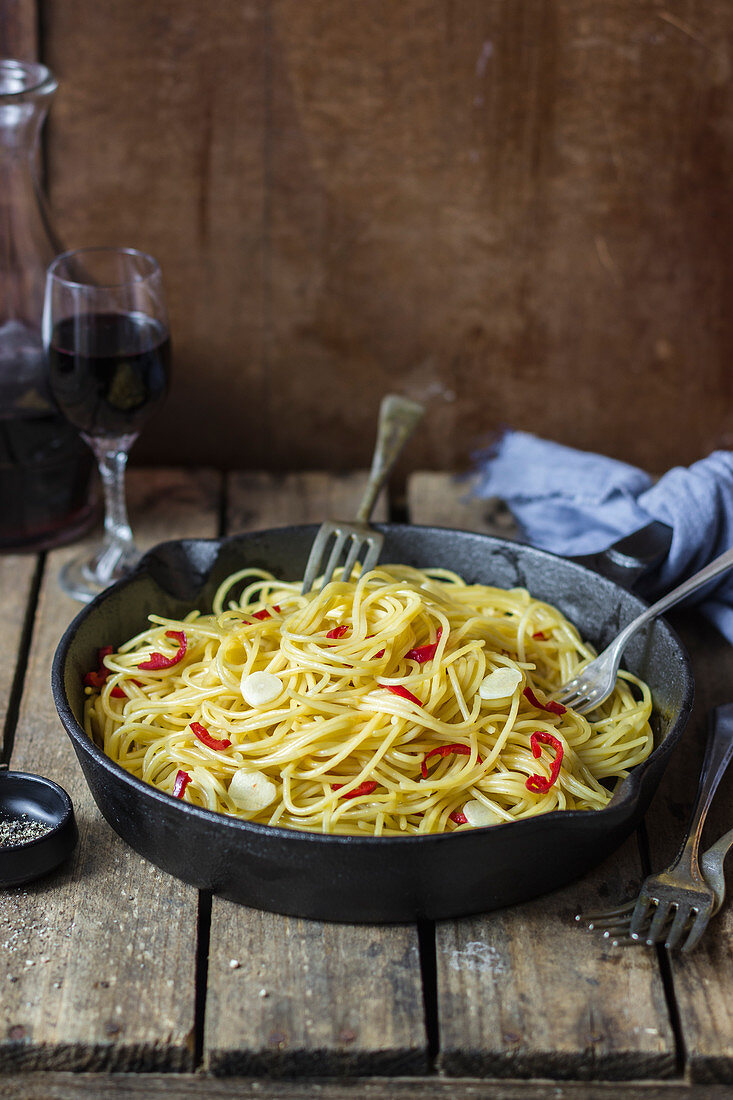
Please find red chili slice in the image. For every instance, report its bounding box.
[526,730,564,794]
[326,624,349,639]
[251,605,281,621]
[421,743,483,780]
[365,633,386,659]
[449,809,468,825]
[138,630,188,671]
[110,679,142,699]
[532,631,547,640]
[173,770,191,798]
[333,780,379,799]
[386,685,422,706]
[523,685,566,716]
[404,628,443,664]
[190,721,232,751]
[83,646,114,689]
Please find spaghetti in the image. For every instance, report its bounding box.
[83,565,654,836]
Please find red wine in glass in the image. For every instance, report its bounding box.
[48,311,170,436]
[44,247,170,602]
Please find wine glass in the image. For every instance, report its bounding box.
[43,246,171,602]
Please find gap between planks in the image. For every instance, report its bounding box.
[407,472,678,1081]
[205,470,428,1077]
[0,469,220,1073]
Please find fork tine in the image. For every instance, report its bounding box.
[301,526,336,593]
[321,530,348,588]
[359,535,383,577]
[573,693,607,716]
[643,901,675,945]
[629,893,656,939]
[577,899,636,929]
[555,689,586,710]
[340,536,366,584]
[664,905,694,951]
[681,904,713,952]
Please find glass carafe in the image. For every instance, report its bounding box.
[0,59,94,550]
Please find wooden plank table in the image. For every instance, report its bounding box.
[2,468,733,1099]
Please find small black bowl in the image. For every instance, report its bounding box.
[0,771,77,887]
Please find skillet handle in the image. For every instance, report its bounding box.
[568,520,673,593]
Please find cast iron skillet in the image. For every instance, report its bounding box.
[52,522,694,923]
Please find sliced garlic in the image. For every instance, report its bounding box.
[463,799,502,827]
[228,769,277,812]
[241,670,283,706]
[478,667,523,701]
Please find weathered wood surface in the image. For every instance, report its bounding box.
[640,613,733,1086]
[434,842,676,1081]
[408,471,676,1080]
[203,472,427,1076]
[227,470,386,536]
[0,0,37,59]
[4,467,733,1093]
[0,469,219,1072]
[35,1,733,474]
[0,556,38,761]
[2,1073,733,1100]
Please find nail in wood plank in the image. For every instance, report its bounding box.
[0,468,219,1072]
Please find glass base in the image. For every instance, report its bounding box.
[59,541,142,603]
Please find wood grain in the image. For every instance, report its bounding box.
[42,0,269,469]
[0,556,38,760]
[204,904,427,1076]
[202,470,426,1075]
[39,1,733,474]
[227,469,387,534]
[2,1071,733,1100]
[640,613,733,1085]
[0,0,36,59]
[434,843,676,1080]
[407,472,676,1079]
[0,468,219,1072]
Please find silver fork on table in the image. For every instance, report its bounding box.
[301,394,424,595]
[581,824,733,947]
[553,546,733,714]
[577,704,733,951]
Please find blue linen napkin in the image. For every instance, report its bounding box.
[472,430,733,642]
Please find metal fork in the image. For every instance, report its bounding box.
[577,704,733,951]
[301,394,424,594]
[580,823,733,947]
[554,545,733,714]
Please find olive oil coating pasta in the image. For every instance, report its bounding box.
[83,565,654,836]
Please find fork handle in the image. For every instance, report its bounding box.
[668,704,733,884]
[607,545,733,660]
[355,395,425,523]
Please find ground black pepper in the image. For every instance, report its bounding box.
[0,814,51,847]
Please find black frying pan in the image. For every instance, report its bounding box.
[51,523,693,922]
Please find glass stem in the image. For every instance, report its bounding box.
[85,434,138,582]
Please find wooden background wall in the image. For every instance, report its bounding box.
[3,0,733,474]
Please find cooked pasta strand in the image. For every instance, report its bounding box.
[84,565,654,835]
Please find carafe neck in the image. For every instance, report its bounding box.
[0,60,57,156]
